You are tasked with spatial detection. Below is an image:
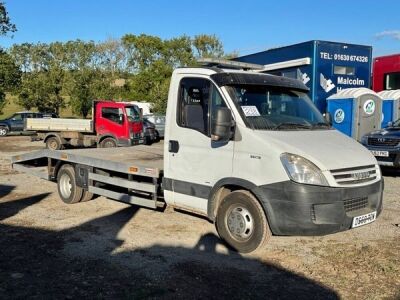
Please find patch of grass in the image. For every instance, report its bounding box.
[0,94,75,119]
[0,94,23,119]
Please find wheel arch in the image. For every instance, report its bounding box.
[44,133,64,144]
[97,134,117,145]
[0,123,10,130]
[208,178,267,220]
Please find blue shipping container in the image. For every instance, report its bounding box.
[235,40,372,113]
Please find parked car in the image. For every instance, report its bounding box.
[143,118,158,145]
[0,111,58,136]
[144,114,165,138]
[361,119,400,168]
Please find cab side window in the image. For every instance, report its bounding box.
[102,107,124,125]
[12,114,22,121]
[178,78,210,135]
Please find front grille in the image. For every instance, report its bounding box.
[330,165,377,186]
[343,197,368,212]
[368,137,400,147]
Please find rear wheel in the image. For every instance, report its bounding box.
[0,126,8,137]
[57,164,83,204]
[100,137,117,148]
[46,137,63,150]
[216,190,271,253]
[80,190,94,202]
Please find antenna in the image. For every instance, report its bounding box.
[197,58,264,71]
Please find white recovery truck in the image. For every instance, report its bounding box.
[12,60,383,253]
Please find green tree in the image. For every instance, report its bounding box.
[192,34,224,58]
[0,49,20,112]
[67,69,96,118]
[0,1,16,36]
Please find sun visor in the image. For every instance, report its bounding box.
[210,72,309,92]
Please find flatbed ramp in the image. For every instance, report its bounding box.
[12,145,165,209]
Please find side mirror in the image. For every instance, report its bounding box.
[211,107,234,142]
[324,112,332,126]
[387,121,393,127]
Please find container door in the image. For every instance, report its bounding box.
[381,100,393,128]
[327,99,353,137]
[357,95,381,141]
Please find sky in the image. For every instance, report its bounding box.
[1,0,400,57]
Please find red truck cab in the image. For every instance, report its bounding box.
[372,54,400,92]
[94,101,143,147]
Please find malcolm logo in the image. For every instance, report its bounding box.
[320,73,335,93]
[351,171,371,181]
[297,69,310,85]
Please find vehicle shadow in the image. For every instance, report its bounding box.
[0,193,339,299]
[380,166,400,177]
[0,184,15,198]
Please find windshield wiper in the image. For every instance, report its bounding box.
[311,122,331,129]
[272,122,311,130]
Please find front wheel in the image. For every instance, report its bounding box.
[216,190,271,253]
[0,126,9,137]
[99,137,117,148]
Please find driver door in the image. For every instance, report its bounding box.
[166,76,235,214]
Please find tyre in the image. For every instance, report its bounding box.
[154,130,160,143]
[80,190,94,202]
[100,137,117,148]
[144,136,153,146]
[216,190,271,253]
[0,126,8,137]
[57,164,83,204]
[46,136,63,150]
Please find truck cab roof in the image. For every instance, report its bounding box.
[174,67,309,92]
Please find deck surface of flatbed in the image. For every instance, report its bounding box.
[12,143,164,178]
[62,144,164,169]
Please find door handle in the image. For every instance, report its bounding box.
[169,140,179,153]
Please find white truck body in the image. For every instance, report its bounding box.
[12,63,383,253]
[26,118,93,132]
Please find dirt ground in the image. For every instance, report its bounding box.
[0,136,399,299]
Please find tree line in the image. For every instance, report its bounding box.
[1,34,235,117]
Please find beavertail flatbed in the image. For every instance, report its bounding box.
[12,145,164,209]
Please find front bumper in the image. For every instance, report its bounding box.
[117,137,143,147]
[254,179,383,236]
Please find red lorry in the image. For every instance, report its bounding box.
[372,54,400,92]
[25,100,143,150]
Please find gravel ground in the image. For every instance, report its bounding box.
[0,136,399,299]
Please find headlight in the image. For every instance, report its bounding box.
[280,153,328,186]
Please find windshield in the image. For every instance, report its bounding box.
[125,106,141,122]
[226,85,329,130]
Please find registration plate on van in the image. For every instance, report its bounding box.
[352,211,377,228]
[371,150,389,157]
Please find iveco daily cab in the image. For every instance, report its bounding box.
[12,60,383,253]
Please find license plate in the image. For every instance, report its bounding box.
[352,211,377,228]
[371,150,389,157]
